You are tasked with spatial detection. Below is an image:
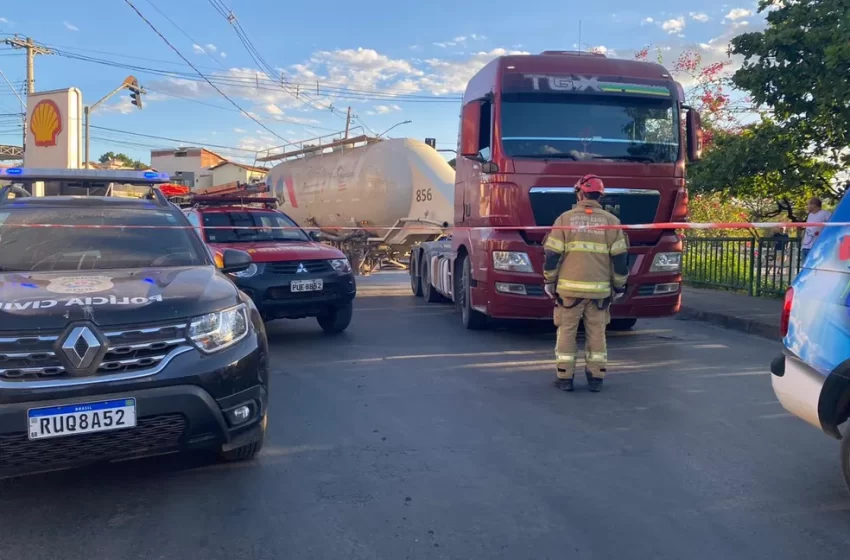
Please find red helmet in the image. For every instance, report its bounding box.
[575,174,605,195]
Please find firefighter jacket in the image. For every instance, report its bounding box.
[542,200,630,300]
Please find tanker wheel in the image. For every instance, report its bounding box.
[421,258,443,303]
[459,255,487,330]
[410,252,423,297]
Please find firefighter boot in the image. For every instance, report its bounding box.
[585,369,604,392]
[554,371,574,392]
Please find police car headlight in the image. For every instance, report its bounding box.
[230,263,259,278]
[493,251,534,273]
[189,304,250,354]
[650,252,682,272]
[330,258,352,273]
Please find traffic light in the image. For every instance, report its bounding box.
[129,87,143,110]
[425,137,436,149]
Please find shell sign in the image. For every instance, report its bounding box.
[30,99,63,147]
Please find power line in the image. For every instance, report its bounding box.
[122,0,290,145]
[142,0,229,71]
[90,124,268,152]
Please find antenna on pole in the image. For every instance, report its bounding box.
[578,20,582,55]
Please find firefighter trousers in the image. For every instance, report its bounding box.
[553,298,609,379]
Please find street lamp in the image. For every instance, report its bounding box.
[377,120,412,138]
[84,75,144,169]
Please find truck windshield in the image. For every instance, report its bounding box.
[203,211,309,243]
[0,207,206,272]
[500,93,679,163]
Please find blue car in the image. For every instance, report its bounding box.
[771,199,850,492]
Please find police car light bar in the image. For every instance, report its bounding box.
[0,167,171,183]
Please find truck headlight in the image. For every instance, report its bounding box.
[330,258,352,273]
[650,252,682,272]
[231,263,259,278]
[189,304,250,354]
[492,251,534,273]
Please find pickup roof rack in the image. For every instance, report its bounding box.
[171,181,277,210]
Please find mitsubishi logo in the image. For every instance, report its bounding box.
[296,263,308,274]
[60,326,102,370]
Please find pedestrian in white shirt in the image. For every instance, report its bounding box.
[801,197,831,263]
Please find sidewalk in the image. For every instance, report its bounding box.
[679,287,782,341]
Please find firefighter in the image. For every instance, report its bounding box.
[542,174,629,392]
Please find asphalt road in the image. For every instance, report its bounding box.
[2,272,849,560]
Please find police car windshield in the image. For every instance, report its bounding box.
[0,207,206,272]
[202,211,308,243]
[501,93,679,163]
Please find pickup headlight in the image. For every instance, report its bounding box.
[230,263,259,278]
[650,252,682,272]
[492,251,534,273]
[330,258,352,273]
[189,304,250,354]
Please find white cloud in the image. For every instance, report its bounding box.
[100,97,137,115]
[689,12,710,22]
[0,17,8,24]
[420,48,529,95]
[374,104,402,114]
[220,52,227,58]
[724,8,752,20]
[233,128,247,133]
[192,44,205,54]
[641,17,654,25]
[470,34,486,40]
[63,21,79,32]
[409,45,422,51]
[265,104,284,115]
[205,43,217,53]
[661,17,686,34]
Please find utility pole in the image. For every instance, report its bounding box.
[3,36,53,94]
[344,107,352,139]
[84,76,144,168]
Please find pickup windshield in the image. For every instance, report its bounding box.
[500,93,679,163]
[202,211,308,243]
[0,207,206,272]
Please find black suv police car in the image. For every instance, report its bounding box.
[0,187,269,476]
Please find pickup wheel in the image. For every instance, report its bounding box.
[410,252,423,297]
[459,255,487,330]
[421,258,443,303]
[317,303,353,334]
[608,318,637,331]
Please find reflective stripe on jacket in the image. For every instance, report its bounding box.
[542,200,630,300]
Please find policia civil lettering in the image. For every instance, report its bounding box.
[542,174,630,393]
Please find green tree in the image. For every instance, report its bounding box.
[98,151,148,169]
[688,120,840,221]
[731,0,850,166]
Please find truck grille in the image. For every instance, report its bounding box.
[0,414,186,470]
[0,322,190,383]
[529,187,661,227]
[266,260,331,275]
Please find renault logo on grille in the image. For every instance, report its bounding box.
[60,326,102,369]
[296,263,308,274]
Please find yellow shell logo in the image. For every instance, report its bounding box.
[30,99,63,147]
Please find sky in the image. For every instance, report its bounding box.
[0,0,765,165]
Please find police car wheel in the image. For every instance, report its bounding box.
[840,425,850,496]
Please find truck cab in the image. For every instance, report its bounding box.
[414,50,702,330]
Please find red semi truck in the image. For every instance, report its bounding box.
[410,50,702,330]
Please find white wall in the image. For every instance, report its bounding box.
[150,153,213,189]
[211,164,265,187]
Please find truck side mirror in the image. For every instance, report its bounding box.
[460,102,481,158]
[686,109,703,162]
[221,249,252,274]
[309,230,321,241]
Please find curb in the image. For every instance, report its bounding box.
[677,305,780,341]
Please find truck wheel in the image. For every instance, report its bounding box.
[410,252,423,297]
[459,256,487,330]
[421,258,443,303]
[608,318,637,331]
[317,303,353,334]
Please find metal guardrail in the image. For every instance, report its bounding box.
[682,235,804,298]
